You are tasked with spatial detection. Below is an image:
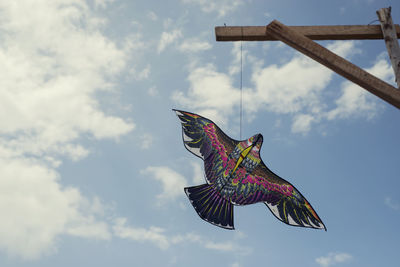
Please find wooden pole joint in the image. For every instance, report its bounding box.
[377,7,400,88]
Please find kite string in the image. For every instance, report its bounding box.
[239,30,243,140]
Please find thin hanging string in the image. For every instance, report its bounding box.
[239,29,243,140]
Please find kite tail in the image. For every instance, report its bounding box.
[185,184,234,230]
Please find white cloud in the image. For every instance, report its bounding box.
[163,18,173,29]
[384,196,400,211]
[173,42,356,130]
[326,56,394,120]
[113,218,170,250]
[326,81,376,120]
[0,157,111,260]
[181,0,244,17]
[114,219,252,254]
[316,252,352,267]
[94,0,115,9]
[291,114,316,134]
[140,166,188,203]
[248,41,355,115]
[66,220,111,240]
[203,240,235,251]
[158,29,183,53]
[191,161,204,184]
[123,33,146,55]
[129,64,151,80]
[229,42,251,76]
[147,11,158,21]
[171,232,251,254]
[0,0,134,158]
[172,63,240,125]
[179,39,212,53]
[175,40,394,135]
[0,0,134,259]
[328,41,361,57]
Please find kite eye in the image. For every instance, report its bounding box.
[246,139,251,146]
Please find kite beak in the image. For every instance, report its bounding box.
[250,134,262,154]
[254,134,261,144]
[253,134,263,148]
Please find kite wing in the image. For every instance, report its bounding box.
[173,109,237,184]
[234,161,326,230]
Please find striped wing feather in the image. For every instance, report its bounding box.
[174,110,237,184]
[236,161,326,230]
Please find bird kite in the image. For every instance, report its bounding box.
[174,109,326,231]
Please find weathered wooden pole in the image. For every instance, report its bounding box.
[377,7,400,88]
[265,20,400,109]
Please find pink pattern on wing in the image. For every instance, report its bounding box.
[203,123,228,163]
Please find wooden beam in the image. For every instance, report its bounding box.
[265,20,400,109]
[377,7,400,88]
[215,25,400,41]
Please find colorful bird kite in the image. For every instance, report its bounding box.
[174,109,326,231]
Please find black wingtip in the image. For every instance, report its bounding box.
[172,109,186,116]
[185,184,235,230]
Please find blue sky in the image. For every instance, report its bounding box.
[0,0,399,266]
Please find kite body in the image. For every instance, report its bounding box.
[174,109,326,231]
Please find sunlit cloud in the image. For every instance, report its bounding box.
[158,29,183,53]
[181,0,244,17]
[179,39,212,53]
[174,41,393,135]
[113,218,170,249]
[113,219,252,254]
[0,0,133,259]
[316,252,352,267]
[140,166,188,203]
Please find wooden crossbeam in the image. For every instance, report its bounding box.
[215,25,400,41]
[265,20,400,109]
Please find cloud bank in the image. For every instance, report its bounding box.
[0,0,133,259]
[174,42,394,134]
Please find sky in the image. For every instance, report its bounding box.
[0,0,399,267]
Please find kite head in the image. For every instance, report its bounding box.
[251,133,263,148]
[244,133,263,156]
[233,134,263,173]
